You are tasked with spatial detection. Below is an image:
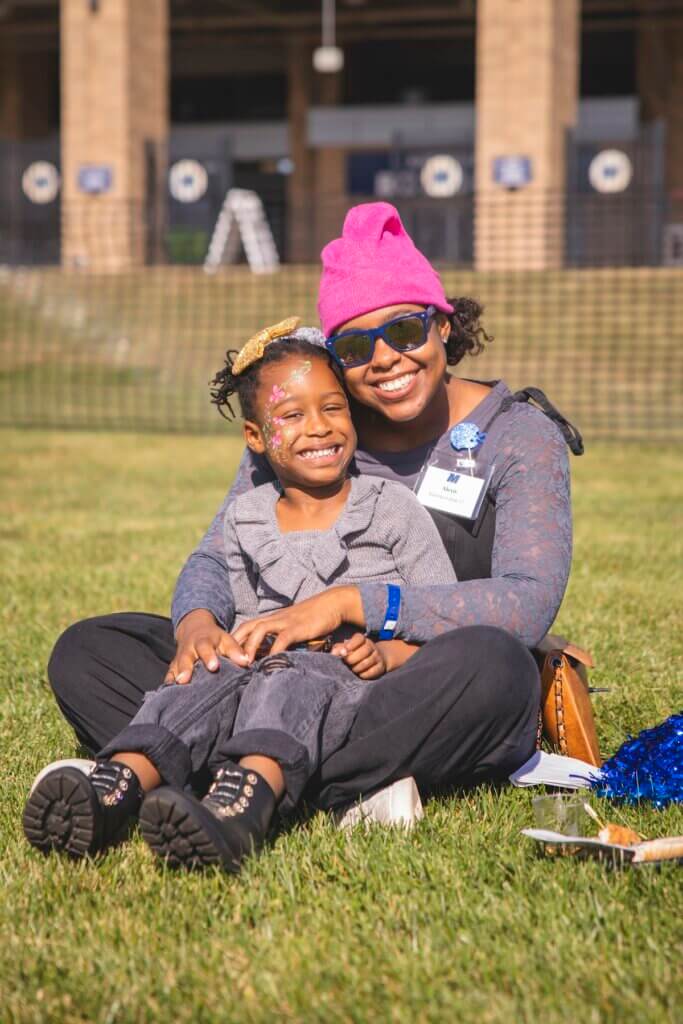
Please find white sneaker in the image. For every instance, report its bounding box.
[334,776,424,831]
[29,758,96,795]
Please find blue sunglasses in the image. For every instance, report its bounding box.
[325,306,438,369]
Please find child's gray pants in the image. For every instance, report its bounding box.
[98,651,366,810]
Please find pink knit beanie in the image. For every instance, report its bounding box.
[318,202,454,337]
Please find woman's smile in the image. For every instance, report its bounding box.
[352,346,438,424]
[371,369,419,400]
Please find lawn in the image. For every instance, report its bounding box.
[1,429,682,1024]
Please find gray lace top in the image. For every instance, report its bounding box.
[225,476,457,628]
[172,380,572,648]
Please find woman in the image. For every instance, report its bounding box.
[48,202,578,811]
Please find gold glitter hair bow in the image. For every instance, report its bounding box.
[231,316,302,376]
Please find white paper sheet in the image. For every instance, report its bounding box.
[509,751,602,790]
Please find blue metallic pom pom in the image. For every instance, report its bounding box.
[450,422,486,451]
[591,712,683,808]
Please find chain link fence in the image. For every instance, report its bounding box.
[1,192,682,441]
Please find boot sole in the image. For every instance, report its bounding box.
[139,788,243,872]
[23,768,99,858]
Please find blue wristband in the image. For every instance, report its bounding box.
[378,584,401,640]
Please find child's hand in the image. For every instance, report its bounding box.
[331,633,387,680]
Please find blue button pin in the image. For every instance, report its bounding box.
[450,422,486,451]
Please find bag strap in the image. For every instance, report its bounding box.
[482,386,584,456]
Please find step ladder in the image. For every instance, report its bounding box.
[204,189,280,274]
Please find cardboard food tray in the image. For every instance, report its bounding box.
[522,829,683,867]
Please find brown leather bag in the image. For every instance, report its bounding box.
[533,634,602,767]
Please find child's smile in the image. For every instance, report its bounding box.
[296,443,345,463]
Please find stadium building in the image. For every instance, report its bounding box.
[1,0,683,269]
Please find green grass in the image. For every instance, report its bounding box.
[1,429,682,1024]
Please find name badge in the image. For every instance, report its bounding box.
[416,464,492,520]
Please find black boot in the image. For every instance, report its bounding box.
[139,762,276,872]
[23,761,143,858]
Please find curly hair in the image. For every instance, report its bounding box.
[210,337,341,421]
[443,296,493,366]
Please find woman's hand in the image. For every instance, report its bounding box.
[232,586,365,663]
[166,609,248,684]
[331,633,387,680]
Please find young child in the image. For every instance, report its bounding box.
[23,319,456,873]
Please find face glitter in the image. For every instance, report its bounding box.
[259,360,315,462]
[267,416,285,450]
[262,411,284,454]
[284,360,312,387]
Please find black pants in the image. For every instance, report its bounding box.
[47,614,540,810]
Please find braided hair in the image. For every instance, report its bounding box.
[443,297,493,366]
[210,337,341,421]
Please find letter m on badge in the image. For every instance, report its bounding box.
[447,472,460,484]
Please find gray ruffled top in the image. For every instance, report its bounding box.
[224,475,457,628]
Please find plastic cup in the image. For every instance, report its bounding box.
[531,793,588,837]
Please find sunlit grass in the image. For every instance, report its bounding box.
[1,429,681,1024]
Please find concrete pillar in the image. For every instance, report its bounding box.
[60,0,168,271]
[313,69,347,259]
[638,22,683,221]
[474,0,579,270]
[287,37,315,263]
